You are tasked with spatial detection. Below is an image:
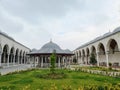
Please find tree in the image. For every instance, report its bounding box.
[90,53,97,65]
[50,52,56,74]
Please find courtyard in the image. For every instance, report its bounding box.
[0,0,120,90]
[0,69,120,90]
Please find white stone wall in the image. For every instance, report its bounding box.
[73,30,120,67]
[0,33,30,67]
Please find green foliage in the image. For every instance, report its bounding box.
[90,53,97,65]
[0,69,120,89]
[0,75,15,82]
[109,62,112,70]
[0,86,15,90]
[50,53,56,74]
[12,78,33,84]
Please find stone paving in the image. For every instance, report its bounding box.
[0,64,33,75]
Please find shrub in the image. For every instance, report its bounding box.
[109,62,112,70]
[90,53,97,65]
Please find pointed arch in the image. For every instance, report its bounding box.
[15,48,19,63]
[9,47,15,63]
[91,46,96,55]
[107,39,119,54]
[1,44,9,64]
[97,43,105,55]
[86,48,90,56]
[82,49,85,64]
[79,50,81,57]
[19,50,22,64]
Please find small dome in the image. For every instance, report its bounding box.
[31,48,37,51]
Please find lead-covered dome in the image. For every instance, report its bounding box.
[29,41,73,55]
[38,41,64,54]
[41,41,61,50]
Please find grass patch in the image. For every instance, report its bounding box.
[0,75,16,82]
[0,69,120,90]
[0,85,16,90]
[35,69,67,79]
[35,72,67,79]
[11,78,33,84]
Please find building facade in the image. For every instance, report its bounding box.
[73,27,120,67]
[28,41,73,68]
[0,31,30,67]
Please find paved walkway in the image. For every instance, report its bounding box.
[0,64,33,75]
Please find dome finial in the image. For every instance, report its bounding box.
[50,38,52,43]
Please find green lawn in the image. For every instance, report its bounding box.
[0,69,120,90]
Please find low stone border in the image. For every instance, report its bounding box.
[70,67,120,77]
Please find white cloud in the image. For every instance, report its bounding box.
[0,0,120,50]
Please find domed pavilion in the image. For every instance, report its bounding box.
[28,40,74,68]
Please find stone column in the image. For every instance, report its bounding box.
[7,53,10,67]
[45,56,46,67]
[13,54,15,65]
[64,56,67,67]
[26,56,29,64]
[96,52,99,66]
[38,56,40,67]
[18,55,20,65]
[24,56,26,64]
[106,51,109,67]
[41,56,43,68]
[34,56,36,67]
[68,56,71,68]
[30,56,32,67]
[81,52,83,64]
[24,56,25,64]
[21,57,23,64]
[84,55,87,64]
[58,57,60,67]
[62,56,64,65]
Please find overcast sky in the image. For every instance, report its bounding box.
[0,0,120,50]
